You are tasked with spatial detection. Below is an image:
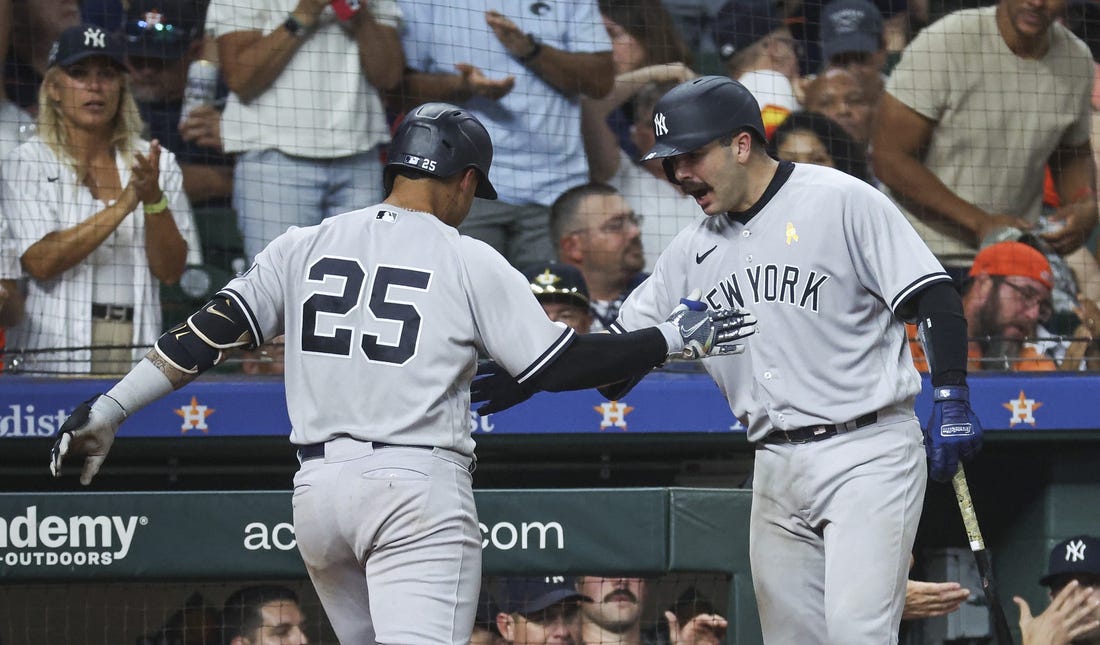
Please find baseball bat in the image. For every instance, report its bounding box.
[952,464,1015,645]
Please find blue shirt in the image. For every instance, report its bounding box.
[400,0,611,206]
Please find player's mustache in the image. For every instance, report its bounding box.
[681,181,711,195]
[603,588,638,603]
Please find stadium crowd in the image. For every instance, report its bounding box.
[1,0,1099,375]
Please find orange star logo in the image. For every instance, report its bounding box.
[594,400,634,431]
[174,396,215,434]
[1002,390,1043,427]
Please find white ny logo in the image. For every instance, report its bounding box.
[654,112,668,136]
[1065,539,1087,562]
[83,27,106,48]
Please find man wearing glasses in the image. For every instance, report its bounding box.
[549,183,648,332]
[909,241,1100,371]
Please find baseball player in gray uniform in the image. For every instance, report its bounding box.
[474,77,985,644]
[48,103,755,644]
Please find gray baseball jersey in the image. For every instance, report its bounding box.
[615,161,945,642]
[220,204,574,455]
[613,163,951,441]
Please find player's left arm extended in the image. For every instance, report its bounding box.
[471,329,671,416]
[909,281,984,482]
[49,295,256,485]
[472,302,755,415]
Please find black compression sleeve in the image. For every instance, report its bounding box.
[530,328,668,392]
[911,281,968,386]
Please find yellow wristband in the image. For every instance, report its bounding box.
[143,194,169,214]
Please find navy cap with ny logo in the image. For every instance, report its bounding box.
[1039,535,1100,586]
[48,24,126,70]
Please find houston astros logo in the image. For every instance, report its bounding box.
[84,27,107,48]
[1002,390,1042,427]
[785,223,798,245]
[653,112,668,136]
[175,396,215,433]
[595,400,633,431]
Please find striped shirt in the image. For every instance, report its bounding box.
[1,137,201,374]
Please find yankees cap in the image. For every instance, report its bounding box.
[49,24,126,70]
[497,576,591,615]
[712,0,783,62]
[1039,534,1100,586]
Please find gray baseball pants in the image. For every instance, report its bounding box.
[750,411,927,644]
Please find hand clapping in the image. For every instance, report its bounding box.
[131,139,163,206]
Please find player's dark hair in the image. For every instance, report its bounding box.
[549,182,620,250]
[718,129,768,155]
[220,585,299,644]
[384,166,448,196]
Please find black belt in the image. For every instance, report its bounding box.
[762,411,878,445]
[297,441,430,462]
[91,303,135,322]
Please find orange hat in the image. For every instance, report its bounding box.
[969,241,1053,289]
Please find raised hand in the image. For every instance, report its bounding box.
[665,610,728,645]
[903,580,971,620]
[1015,581,1100,645]
[455,63,515,100]
[131,139,163,206]
[484,11,531,58]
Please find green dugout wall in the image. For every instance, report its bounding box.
[0,488,763,644]
[5,465,1100,645]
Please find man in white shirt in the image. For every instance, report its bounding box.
[206,0,404,261]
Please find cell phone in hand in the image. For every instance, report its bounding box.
[331,0,361,20]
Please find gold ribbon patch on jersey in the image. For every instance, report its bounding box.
[785,222,799,246]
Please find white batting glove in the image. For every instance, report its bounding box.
[50,394,127,485]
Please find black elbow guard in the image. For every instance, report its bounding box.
[155,296,254,373]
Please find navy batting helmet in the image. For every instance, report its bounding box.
[385,102,498,199]
[640,76,765,182]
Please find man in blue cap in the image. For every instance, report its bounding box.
[495,576,591,645]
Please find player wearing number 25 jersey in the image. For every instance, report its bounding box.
[48,103,756,644]
[222,200,569,456]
